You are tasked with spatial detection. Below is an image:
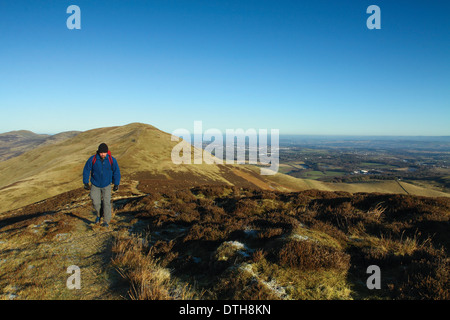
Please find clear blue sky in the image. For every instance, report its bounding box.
[1,0,449,135]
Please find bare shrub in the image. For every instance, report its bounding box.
[213,268,281,300]
[397,246,450,299]
[278,240,350,272]
[252,249,267,263]
[258,227,284,240]
[183,224,226,242]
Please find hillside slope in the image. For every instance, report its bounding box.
[0,123,288,213]
[252,166,450,197]
[1,122,449,214]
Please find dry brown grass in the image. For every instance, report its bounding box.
[277,240,350,272]
[2,182,448,300]
[111,231,200,300]
[131,186,448,300]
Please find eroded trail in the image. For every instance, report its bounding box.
[0,180,147,300]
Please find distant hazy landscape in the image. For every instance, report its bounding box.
[277,135,450,192]
[201,134,450,196]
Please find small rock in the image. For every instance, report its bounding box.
[54,233,70,241]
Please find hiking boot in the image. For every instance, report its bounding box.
[95,217,101,224]
[102,222,109,228]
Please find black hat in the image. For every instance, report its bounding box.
[98,143,108,153]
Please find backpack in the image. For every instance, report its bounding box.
[92,150,113,167]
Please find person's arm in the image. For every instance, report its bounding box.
[83,156,93,185]
[112,158,121,188]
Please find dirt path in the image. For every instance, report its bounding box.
[0,183,146,300]
[395,179,410,195]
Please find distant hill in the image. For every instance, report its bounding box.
[0,122,448,214]
[0,130,80,162]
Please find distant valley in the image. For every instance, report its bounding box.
[276,135,450,195]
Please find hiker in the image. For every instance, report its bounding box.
[83,143,121,227]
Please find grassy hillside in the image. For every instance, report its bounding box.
[0,123,281,213]
[255,165,450,197]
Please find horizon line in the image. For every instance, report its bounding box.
[2,129,449,139]
[1,122,449,138]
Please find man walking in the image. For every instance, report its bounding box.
[83,143,121,227]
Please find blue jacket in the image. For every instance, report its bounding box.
[83,153,121,188]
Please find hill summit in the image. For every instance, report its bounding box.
[0,123,290,213]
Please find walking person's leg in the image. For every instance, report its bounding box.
[101,185,112,225]
[90,185,102,223]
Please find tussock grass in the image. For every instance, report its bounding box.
[374,231,432,257]
[122,185,448,300]
[215,255,352,300]
[111,231,201,300]
[4,183,448,300]
[278,240,350,272]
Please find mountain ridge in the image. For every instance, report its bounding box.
[1,122,449,214]
[0,129,80,162]
[0,123,287,213]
